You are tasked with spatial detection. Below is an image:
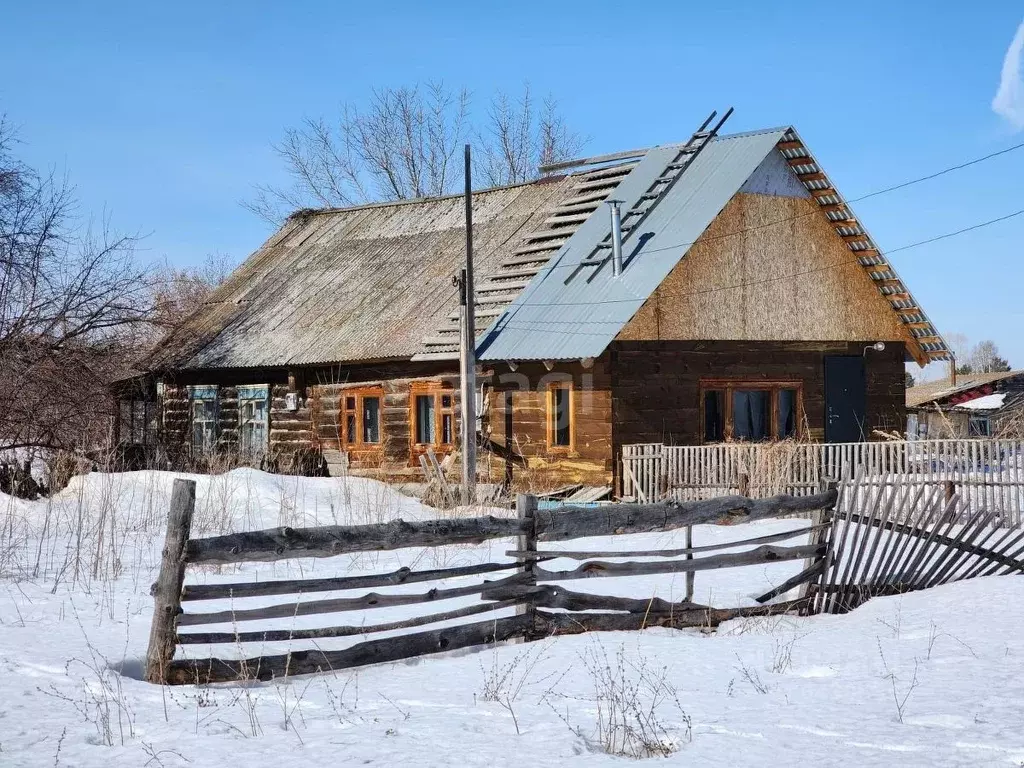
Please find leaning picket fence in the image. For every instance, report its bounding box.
[145,479,838,685]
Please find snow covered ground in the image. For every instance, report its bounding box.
[2,469,1024,766]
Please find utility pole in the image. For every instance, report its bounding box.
[460,144,477,505]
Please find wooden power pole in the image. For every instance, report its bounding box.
[460,144,477,505]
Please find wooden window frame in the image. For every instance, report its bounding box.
[546,381,575,452]
[338,386,384,453]
[409,381,456,454]
[238,384,270,458]
[187,385,219,454]
[698,379,804,443]
[119,399,159,446]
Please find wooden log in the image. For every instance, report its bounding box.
[533,489,837,542]
[516,494,539,636]
[165,614,533,685]
[177,572,530,626]
[685,525,695,602]
[483,583,705,614]
[532,542,823,582]
[177,598,524,645]
[181,561,518,601]
[145,479,197,684]
[506,523,827,560]
[186,515,528,565]
[534,600,806,635]
[755,559,824,604]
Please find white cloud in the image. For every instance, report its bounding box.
[993,19,1024,130]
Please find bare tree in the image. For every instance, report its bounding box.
[969,339,1011,373]
[0,116,151,458]
[477,86,584,187]
[144,252,236,343]
[244,82,584,224]
[946,334,1013,376]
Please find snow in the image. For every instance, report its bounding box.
[958,393,1006,411]
[3,469,1024,766]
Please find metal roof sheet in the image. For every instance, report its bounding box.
[476,128,789,361]
[146,178,585,370]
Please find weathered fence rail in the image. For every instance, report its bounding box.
[147,472,1024,686]
[623,439,1024,525]
[146,479,838,685]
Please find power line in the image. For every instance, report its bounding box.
[522,138,1024,274]
[499,206,1024,314]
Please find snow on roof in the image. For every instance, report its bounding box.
[956,393,1007,411]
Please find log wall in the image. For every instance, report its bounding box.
[310,361,461,475]
[610,340,907,449]
[482,358,613,488]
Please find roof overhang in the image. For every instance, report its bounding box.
[775,128,949,367]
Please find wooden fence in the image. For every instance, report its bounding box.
[146,479,838,685]
[622,439,1024,526]
[809,477,1024,614]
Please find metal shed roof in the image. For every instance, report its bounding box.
[476,127,949,365]
[476,128,790,361]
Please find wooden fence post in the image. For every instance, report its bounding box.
[684,525,694,602]
[800,479,837,611]
[146,478,196,684]
[516,493,538,638]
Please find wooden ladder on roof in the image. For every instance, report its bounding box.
[564,107,734,285]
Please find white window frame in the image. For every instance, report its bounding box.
[188,385,219,454]
[238,385,269,458]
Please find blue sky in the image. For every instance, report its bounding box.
[1,1,1022,372]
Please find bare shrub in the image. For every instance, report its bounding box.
[876,638,920,723]
[549,642,691,758]
[478,643,552,735]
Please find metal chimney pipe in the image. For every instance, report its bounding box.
[606,200,624,277]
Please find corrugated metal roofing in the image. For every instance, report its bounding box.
[476,128,789,361]
[146,178,588,370]
[149,124,950,372]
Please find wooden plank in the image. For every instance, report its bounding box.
[145,479,196,684]
[177,572,530,626]
[177,598,524,645]
[506,523,827,559]
[756,559,825,604]
[845,506,1024,575]
[166,614,534,685]
[532,543,823,582]
[534,599,806,635]
[485,583,704,614]
[534,489,837,542]
[186,516,528,565]
[180,561,519,601]
[516,494,539,636]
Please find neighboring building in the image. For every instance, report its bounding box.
[128,124,949,489]
[907,371,1024,439]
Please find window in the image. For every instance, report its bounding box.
[188,385,218,454]
[547,382,574,449]
[119,400,159,445]
[969,415,991,437]
[339,387,383,449]
[411,383,455,448]
[238,385,269,457]
[699,381,802,443]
